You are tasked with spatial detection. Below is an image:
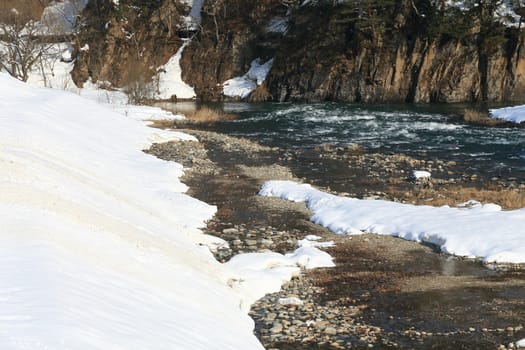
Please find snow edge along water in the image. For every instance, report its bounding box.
[259,180,525,264]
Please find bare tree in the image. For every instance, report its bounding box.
[0,3,56,82]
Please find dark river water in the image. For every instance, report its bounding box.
[169,102,525,180]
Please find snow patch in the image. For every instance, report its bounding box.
[447,0,522,27]
[180,0,204,29]
[298,235,335,248]
[225,246,334,312]
[37,0,89,35]
[25,42,77,90]
[412,170,431,179]
[266,17,289,33]
[278,297,304,306]
[223,58,274,99]
[490,104,525,124]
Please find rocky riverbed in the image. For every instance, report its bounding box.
[148,127,525,349]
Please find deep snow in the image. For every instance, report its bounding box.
[0,73,335,349]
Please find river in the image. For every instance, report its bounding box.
[162,102,525,183]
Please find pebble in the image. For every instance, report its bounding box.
[270,322,283,334]
[278,297,304,306]
[324,327,338,335]
[149,127,525,349]
[222,228,239,235]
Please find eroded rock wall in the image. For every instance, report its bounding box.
[72,0,186,87]
[73,0,525,103]
[180,0,289,101]
[261,5,525,103]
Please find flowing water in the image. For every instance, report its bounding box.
[168,102,525,180]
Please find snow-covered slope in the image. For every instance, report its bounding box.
[0,73,264,350]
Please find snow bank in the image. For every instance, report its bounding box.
[34,74,186,122]
[260,180,525,264]
[490,104,525,124]
[25,43,77,89]
[223,58,274,98]
[0,73,264,350]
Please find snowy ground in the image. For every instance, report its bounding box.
[0,71,335,348]
[260,180,525,264]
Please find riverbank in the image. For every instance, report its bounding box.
[148,124,525,349]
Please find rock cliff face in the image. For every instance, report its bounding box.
[262,7,525,103]
[73,0,525,103]
[72,0,186,88]
[180,0,289,101]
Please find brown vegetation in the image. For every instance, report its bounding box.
[389,184,525,210]
[248,84,272,102]
[0,0,50,22]
[462,108,508,126]
[182,106,238,123]
[149,119,176,129]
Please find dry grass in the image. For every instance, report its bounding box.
[248,85,272,102]
[463,108,507,126]
[149,119,176,129]
[389,184,525,210]
[182,106,238,123]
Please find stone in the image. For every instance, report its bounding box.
[266,312,277,321]
[260,238,274,245]
[324,327,338,336]
[270,322,283,334]
[316,320,330,329]
[278,297,304,306]
[222,228,239,235]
